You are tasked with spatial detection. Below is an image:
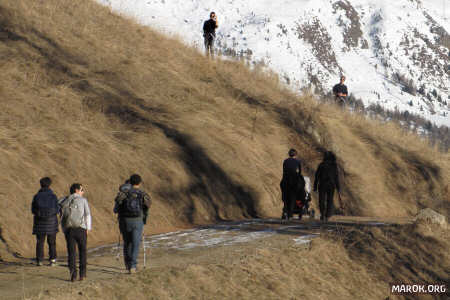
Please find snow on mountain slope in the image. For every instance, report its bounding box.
[98,0,450,127]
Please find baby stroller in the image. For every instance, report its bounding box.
[292,176,315,220]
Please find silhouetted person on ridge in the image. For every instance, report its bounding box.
[280,149,304,220]
[313,151,340,222]
[203,11,218,57]
[333,75,348,107]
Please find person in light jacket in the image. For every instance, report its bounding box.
[59,183,91,282]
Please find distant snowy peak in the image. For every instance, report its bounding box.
[97,0,450,127]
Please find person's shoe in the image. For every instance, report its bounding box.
[129,268,137,274]
[49,259,57,267]
[79,276,85,281]
[70,272,77,282]
[36,260,43,266]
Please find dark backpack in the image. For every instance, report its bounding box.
[34,192,57,218]
[121,189,143,218]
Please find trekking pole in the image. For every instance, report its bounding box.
[337,191,344,213]
[116,219,121,261]
[142,229,146,269]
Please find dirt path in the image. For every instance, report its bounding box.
[0,217,412,300]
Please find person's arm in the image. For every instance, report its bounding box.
[333,84,338,96]
[84,198,92,231]
[335,165,340,192]
[342,86,348,97]
[31,196,37,215]
[142,193,152,224]
[203,21,207,35]
[113,191,127,214]
[313,165,321,191]
[215,16,218,28]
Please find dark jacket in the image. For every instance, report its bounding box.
[333,83,348,97]
[314,159,340,192]
[203,19,218,37]
[114,185,151,224]
[32,188,59,235]
[281,158,302,186]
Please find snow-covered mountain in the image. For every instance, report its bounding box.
[98,0,450,127]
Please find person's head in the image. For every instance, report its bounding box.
[129,174,142,187]
[70,183,84,196]
[288,148,297,158]
[210,12,216,20]
[323,151,336,162]
[40,177,52,189]
[340,75,346,84]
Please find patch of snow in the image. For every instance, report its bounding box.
[97,0,450,127]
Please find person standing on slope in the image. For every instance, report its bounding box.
[280,149,304,220]
[333,75,348,107]
[31,177,59,266]
[59,183,92,282]
[313,151,340,222]
[114,174,151,274]
[203,11,218,57]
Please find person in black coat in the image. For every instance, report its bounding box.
[203,11,218,57]
[280,149,303,220]
[32,177,59,266]
[313,151,340,222]
[332,75,348,107]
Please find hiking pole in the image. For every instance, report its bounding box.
[142,229,146,269]
[116,219,121,261]
[337,191,344,213]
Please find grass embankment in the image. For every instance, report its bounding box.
[0,0,448,261]
[30,224,450,300]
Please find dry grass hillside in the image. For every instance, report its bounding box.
[0,0,448,259]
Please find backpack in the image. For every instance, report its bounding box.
[121,189,143,218]
[34,191,58,218]
[61,196,84,229]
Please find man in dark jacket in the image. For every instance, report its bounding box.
[203,11,218,57]
[280,149,304,220]
[313,151,340,222]
[114,174,151,273]
[333,75,348,106]
[31,177,59,266]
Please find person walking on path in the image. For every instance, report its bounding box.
[280,149,304,220]
[114,174,151,274]
[333,75,348,107]
[31,177,59,266]
[59,183,92,282]
[313,151,340,222]
[203,11,218,57]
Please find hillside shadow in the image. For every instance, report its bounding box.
[72,78,259,223]
[337,225,450,300]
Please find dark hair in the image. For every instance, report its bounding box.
[125,179,130,184]
[40,177,52,188]
[70,183,82,194]
[323,151,336,162]
[288,148,297,157]
[210,11,216,17]
[129,174,142,186]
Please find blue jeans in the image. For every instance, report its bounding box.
[119,218,143,269]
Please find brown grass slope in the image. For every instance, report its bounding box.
[0,0,448,258]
